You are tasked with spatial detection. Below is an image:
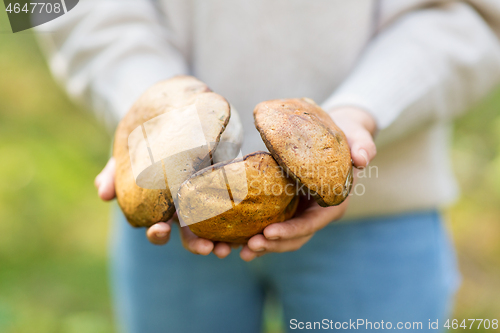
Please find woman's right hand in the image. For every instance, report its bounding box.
[94,157,235,258]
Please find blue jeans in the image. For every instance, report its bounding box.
[110,209,460,333]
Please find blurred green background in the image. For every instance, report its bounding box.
[1,9,500,333]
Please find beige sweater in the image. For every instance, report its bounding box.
[37,0,500,219]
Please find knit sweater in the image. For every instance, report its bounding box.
[37,0,500,219]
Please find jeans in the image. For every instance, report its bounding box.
[110,209,461,333]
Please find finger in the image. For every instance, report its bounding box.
[346,129,377,169]
[95,158,116,201]
[179,226,214,255]
[240,245,266,262]
[94,157,115,188]
[94,174,103,188]
[327,108,377,168]
[263,205,345,240]
[246,234,312,255]
[213,242,232,259]
[146,222,172,245]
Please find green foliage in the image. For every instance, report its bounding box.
[448,86,500,328]
[0,10,113,333]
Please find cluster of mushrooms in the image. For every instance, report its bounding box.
[114,76,352,243]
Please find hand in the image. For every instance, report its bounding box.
[95,107,376,259]
[240,107,377,261]
[328,106,377,168]
[145,216,239,258]
[94,157,236,257]
[239,195,347,261]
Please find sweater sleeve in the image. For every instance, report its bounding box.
[36,0,188,131]
[321,1,500,145]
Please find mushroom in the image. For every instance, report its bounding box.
[113,76,238,227]
[178,152,298,243]
[254,98,353,207]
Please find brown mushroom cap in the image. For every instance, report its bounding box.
[254,98,353,207]
[178,152,299,243]
[113,76,231,227]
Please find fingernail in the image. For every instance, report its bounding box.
[267,236,279,240]
[156,232,168,238]
[359,149,369,167]
[95,175,102,187]
[97,185,106,198]
[254,248,265,252]
[99,177,109,191]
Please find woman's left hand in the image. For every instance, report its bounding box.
[240,196,349,261]
[240,106,377,261]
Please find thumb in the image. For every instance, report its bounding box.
[347,128,377,169]
[95,157,116,201]
[328,107,377,169]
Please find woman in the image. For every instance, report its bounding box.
[37,0,500,332]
